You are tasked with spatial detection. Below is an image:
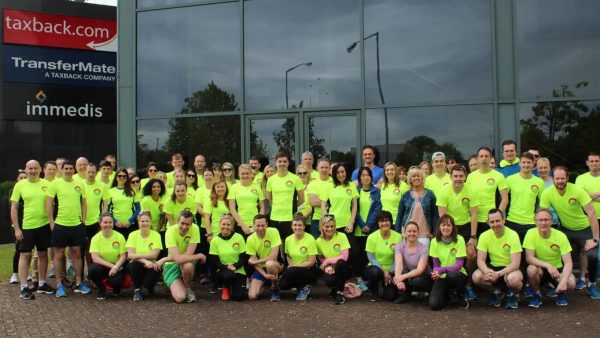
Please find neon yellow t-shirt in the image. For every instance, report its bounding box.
[466,169,507,222]
[46,178,86,226]
[540,183,592,231]
[476,227,522,268]
[325,183,359,228]
[203,199,230,234]
[164,223,200,266]
[285,233,317,265]
[246,227,281,267]
[575,172,600,216]
[365,230,403,271]
[140,195,164,231]
[305,177,333,221]
[209,233,247,275]
[380,182,409,224]
[89,230,126,264]
[506,174,544,225]
[228,182,265,226]
[266,172,304,221]
[425,172,451,198]
[83,180,109,225]
[194,186,211,208]
[126,229,163,261]
[436,184,479,225]
[164,197,196,227]
[253,172,265,187]
[430,235,467,276]
[316,232,351,260]
[107,187,140,223]
[10,179,50,230]
[522,228,572,269]
[356,189,372,237]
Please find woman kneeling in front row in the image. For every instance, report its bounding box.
[316,214,352,305]
[393,221,432,303]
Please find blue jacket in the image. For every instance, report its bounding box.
[355,185,382,231]
[394,189,438,234]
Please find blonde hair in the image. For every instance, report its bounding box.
[406,166,424,188]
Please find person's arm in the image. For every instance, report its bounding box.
[128,202,141,225]
[250,246,279,266]
[556,253,573,292]
[428,192,439,234]
[172,243,205,264]
[228,199,248,231]
[127,247,160,261]
[292,255,316,268]
[80,198,87,226]
[321,249,349,267]
[110,253,127,276]
[165,213,174,227]
[366,251,381,268]
[345,198,357,233]
[468,206,479,245]
[584,203,599,240]
[203,213,213,238]
[525,248,552,270]
[395,194,407,232]
[258,200,265,215]
[366,192,381,229]
[209,254,228,270]
[91,252,116,269]
[297,188,305,207]
[10,202,23,241]
[232,253,249,271]
[498,188,508,214]
[195,202,204,216]
[476,249,491,274]
[497,252,521,277]
[309,192,321,208]
[45,196,55,229]
[438,206,447,217]
[436,258,465,274]
[266,191,272,206]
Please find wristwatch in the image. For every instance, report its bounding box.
[470,235,477,239]
[593,238,599,243]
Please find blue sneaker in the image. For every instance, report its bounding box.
[270,289,281,302]
[133,289,143,301]
[357,280,368,292]
[556,292,568,306]
[546,288,557,298]
[588,284,600,299]
[524,284,536,298]
[527,293,542,308]
[296,286,310,301]
[465,286,478,301]
[505,295,519,309]
[489,292,501,307]
[74,282,91,294]
[56,284,67,298]
[575,278,586,290]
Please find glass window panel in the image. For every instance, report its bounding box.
[137,3,241,116]
[244,0,361,110]
[249,117,295,162]
[366,105,494,166]
[520,100,600,172]
[137,115,241,171]
[363,0,492,105]
[137,0,204,9]
[306,114,356,167]
[516,0,600,100]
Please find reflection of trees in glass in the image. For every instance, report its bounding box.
[271,118,327,160]
[136,134,170,171]
[520,82,599,172]
[250,125,271,160]
[396,135,463,167]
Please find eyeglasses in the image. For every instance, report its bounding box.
[131,180,140,183]
[222,168,232,172]
[298,172,308,176]
[117,175,128,179]
[187,174,196,178]
[148,169,157,172]
[322,213,335,221]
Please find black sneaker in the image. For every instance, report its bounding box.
[335,291,345,305]
[96,289,106,300]
[20,287,35,300]
[36,283,55,294]
[210,285,219,294]
[329,289,337,298]
[459,295,470,310]
[370,294,381,302]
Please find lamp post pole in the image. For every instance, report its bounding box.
[285,62,312,109]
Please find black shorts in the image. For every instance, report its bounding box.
[19,225,52,252]
[540,266,563,286]
[457,223,472,241]
[52,224,86,248]
[270,220,292,243]
[85,223,100,241]
[505,220,534,243]
[558,226,592,257]
[489,265,508,288]
[477,222,489,238]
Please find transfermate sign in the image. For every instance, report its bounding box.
[3,9,117,52]
[2,83,116,122]
[4,45,116,87]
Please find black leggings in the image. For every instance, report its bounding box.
[128,261,159,291]
[396,273,433,302]
[429,271,468,310]
[323,259,352,292]
[217,269,246,301]
[352,235,368,277]
[364,265,397,301]
[88,263,128,292]
[13,241,20,273]
[279,267,315,290]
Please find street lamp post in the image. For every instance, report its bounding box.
[285,62,312,109]
[347,32,389,162]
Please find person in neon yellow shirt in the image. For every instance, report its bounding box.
[380,162,409,225]
[307,157,333,238]
[156,210,205,303]
[209,214,247,301]
[425,152,451,198]
[316,214,352,305]
[575,152,600,220]
[88,213,127,300]
[126,211,163,301]
[429,214,469,310]
[279,214,316,301]
[472,209,523,309]
[246,214,283,301]
[140,178,167,233]
[363,211,402,302]
[165,153,185,189]
[104,167,140,239]
[301,151,319,182]
[296,164,313,223]
[97,160,114,186]
[322,163,358,235]
[524,209,575,308]
[82,163,110,280]
[229,164,266,236]
[165,182,196,228]
[194,169,214,219]
[185,169,199,200]
[193,154,207,188]
[203,180,230,240]
[139,162,158,192]
[222,162,238,188]
[249,156,263,185]
[539,166,600,296]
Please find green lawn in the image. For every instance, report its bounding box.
[0,243,15,282]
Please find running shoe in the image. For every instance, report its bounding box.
[186,288,197,302]
[575,278,586,290]
[546,288,557,298]
[335,291,345,305]
[465,286,478,301]
[221,287,230,301]
[133,289,143,301]
[458,295,469,310]
[210,284,219,294]
[489,293,501,307]
[527,294,542,308]
[48,266,56,278]
[66,265,75,277]
[556,292,568,306]
[296,286,310,301]
[524,284,536,298]
[357,280,368,292]
[9,273,18,284]
[36,283,55,294]
[55,284,67,298]
[588,283,600,299]
[27,275,32,282]
[370,294,381,302]
[74,282,92,294]
[270,289,281,302]
[96,289,106,300]
[20,287,35,300]
[505,295,519,309]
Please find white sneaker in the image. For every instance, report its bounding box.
[186,288,197,302]
[9,273,18,284]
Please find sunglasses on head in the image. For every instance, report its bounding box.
[298,171,308,176]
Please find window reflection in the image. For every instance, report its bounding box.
[516,0,600,100]
[520,99,600,172]
[306,114,356,166]
[244,0,361,110]
[137,3,240,116]
[363,0,492,105]
[366,106,493,166]
[250,117,295,161]
[137,0,200,9]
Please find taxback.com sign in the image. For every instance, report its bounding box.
[3,9,117,52]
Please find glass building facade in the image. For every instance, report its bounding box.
[121,0,600,172]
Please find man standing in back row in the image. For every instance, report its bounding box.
[352,145,383,187]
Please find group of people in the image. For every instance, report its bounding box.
[8,141,600,310]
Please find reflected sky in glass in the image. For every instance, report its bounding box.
[244,0,361,110]
[137,3,240,116]
[516,0,600,100]
[364,0,492,105]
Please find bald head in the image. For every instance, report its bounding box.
[25,160,41,181]
[76,157,89,175]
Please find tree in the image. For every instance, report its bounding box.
[395,135,463,167]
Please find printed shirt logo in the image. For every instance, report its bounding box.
[345,188,353,196]
[450,248,457,257]
[285,180,294,188]
[568,198,577,206]
[148,242,154,249]
[93,188,101,196]
[530,184,539,193]
[486,178,496,186]
[393,188,401,196]
[299,246,308,254]
[41,185,48,192]
[184,235,191,243]
[389,243,397,251]
[264,240,271,248]
[461,197,470,205]
[251,188,258,195]
[111,241,120,249]
[502,243,511,253]
[333,243,341,253]
[232,242,240,251]
[74,185,81,193]
[550,243,560,252]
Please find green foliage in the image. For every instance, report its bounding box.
[395,135,463,167]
